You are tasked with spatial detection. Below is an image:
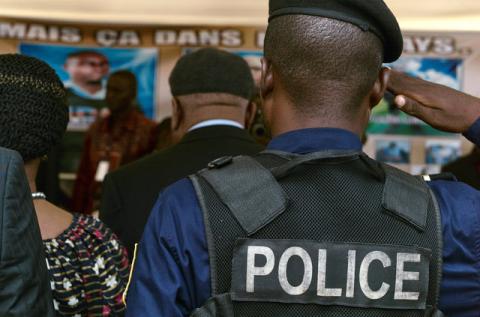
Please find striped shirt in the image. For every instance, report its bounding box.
[44,214,129,316]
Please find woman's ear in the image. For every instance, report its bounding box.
[370,66,391,108]
[171,97,183,131]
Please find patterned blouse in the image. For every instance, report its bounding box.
[43,214,129,316]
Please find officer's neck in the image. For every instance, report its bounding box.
[269,104,369,139]
[266,87,371,138]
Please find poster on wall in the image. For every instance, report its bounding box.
[375,139,411,164]
[368,57,464,136]
[425,139,462,165]
[19,43,158,131]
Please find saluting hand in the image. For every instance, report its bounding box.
[386,70,480,133]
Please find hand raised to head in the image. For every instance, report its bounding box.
[387,70,480,133]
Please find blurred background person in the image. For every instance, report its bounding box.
[43,50,111,212]
[154,117,176,151]
[442,146,480,189]
[100,48,262,258]
[72,70,157,214]
[0,54,129,316]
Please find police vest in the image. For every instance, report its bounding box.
[189,150,445,317]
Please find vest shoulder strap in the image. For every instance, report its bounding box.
[381,163,430,231]
[196,155,288,236]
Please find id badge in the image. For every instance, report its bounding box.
[94,160,110,182]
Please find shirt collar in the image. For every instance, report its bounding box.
[188,119,244,132]
[267,128,362,154]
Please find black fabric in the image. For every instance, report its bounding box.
[99,126,264,258]
[199,156,287,236]
[382,164,429,230]
[0,147,55,316]
[0,54,68,161]
[190,294,235,317]
[169,48,255,99]
[269,0,403,63]
[195,151,442,316]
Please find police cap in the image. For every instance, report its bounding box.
[269,0,403,63]
[169,48,255,100]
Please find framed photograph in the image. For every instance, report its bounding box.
[375,139,411,164]
[425,140,462,165]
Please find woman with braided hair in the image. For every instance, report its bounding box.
[0,54,129,316]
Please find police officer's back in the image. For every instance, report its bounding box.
[125,1,480,316]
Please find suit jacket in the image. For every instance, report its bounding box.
[0,147,55,317]
[442,148,480,190]
[100,125,264,257]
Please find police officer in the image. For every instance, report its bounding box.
[125,1,480,316]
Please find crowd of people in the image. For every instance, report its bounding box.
[0,0,479,316]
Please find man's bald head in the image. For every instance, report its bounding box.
[264,15,384,120]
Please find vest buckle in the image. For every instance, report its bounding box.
[208,156,234,169]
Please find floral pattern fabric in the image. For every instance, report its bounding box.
[43,214,129,316]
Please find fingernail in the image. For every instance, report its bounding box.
[395,95,406,108]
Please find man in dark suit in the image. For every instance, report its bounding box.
[100,48,263,257]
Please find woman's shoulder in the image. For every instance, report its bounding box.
[44,214,130,315]
[43,213,129,272]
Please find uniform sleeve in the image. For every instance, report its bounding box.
[125,178,212,317]
[428,180,480,316]
[464,117,480,146]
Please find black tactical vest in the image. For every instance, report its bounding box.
[189,150,445,317]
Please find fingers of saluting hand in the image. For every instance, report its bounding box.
[394,95,432,120]
[393,94,473,133]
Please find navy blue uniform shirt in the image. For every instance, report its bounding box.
[126,126,480,317]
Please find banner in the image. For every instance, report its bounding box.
[0,18,479,173]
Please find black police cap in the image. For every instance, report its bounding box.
[169,48,255,100]
[269,0,403,63]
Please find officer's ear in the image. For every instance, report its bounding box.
[171,97,183,131]
[370,66,391,108]
[260,58,274,101]
[245,101,257,130]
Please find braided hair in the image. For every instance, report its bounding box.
[0,54,68,161]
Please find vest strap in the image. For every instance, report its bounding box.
[198,156,288,236]
[190,294,234,317]
[426,307,446,317]
[263,150,361,179]
[381,163,429,231]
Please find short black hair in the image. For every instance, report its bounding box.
[0,54,68,161]
[264,15,383,120]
